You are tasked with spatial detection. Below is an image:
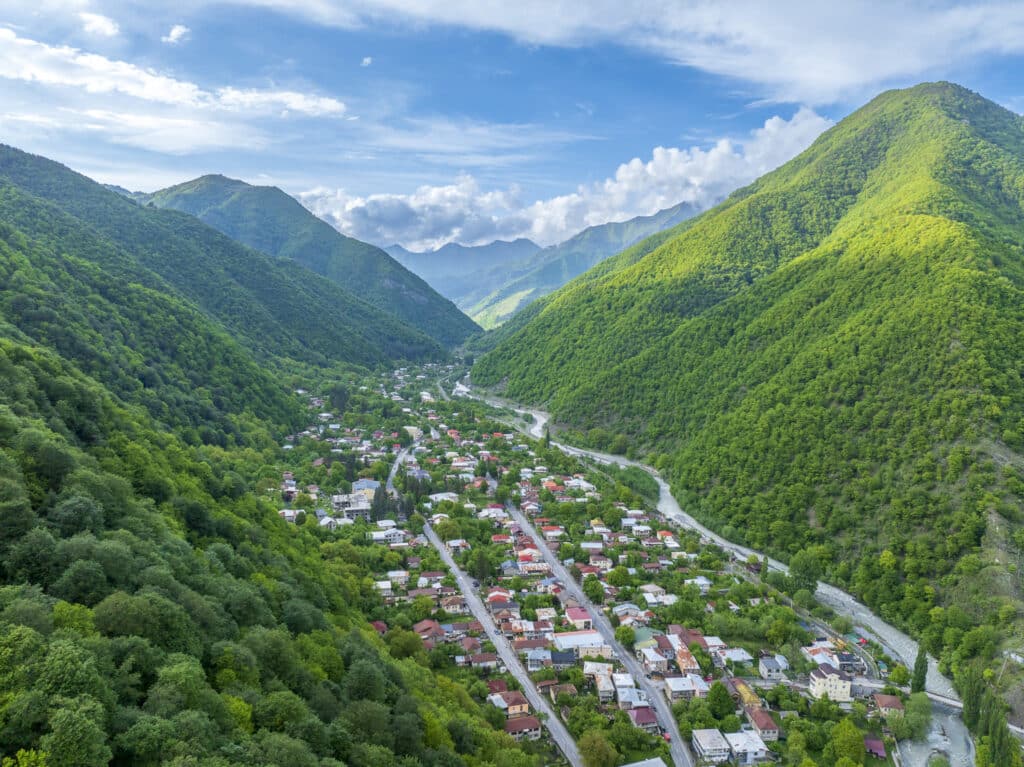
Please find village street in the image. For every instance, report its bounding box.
[422,523,583,767]
[505,504,693,767]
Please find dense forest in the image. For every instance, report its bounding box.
[0,146,445,368]
[475,83,1024,714]
[0,145,544,766]
[139,175,479,348]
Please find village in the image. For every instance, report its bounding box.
[269,364,933,767]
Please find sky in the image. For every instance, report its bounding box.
[2,2,1024,250]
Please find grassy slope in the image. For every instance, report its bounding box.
[144,175,480,347]
[476,83,1024,685]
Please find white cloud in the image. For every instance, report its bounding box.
[0,28,344,116]
[161,24,191,44]
[79,12,119,37]
[301,107,833,249]
[213,0,1024,103]
[361,56,372,66]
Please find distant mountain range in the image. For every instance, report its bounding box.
[386,238,541,307]
[137,175,479,348]
[387,200,701,329]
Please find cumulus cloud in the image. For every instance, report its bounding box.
[361,56,373,66]
[301,107,833,250]
[0,29,344,115]
[0,27,346,154]
[161,24,191,44]
[215,0,1024,103]
[79,12,119,37]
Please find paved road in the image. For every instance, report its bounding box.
[464,387,959,702]
[422,523,582,767]
[506,505,692,767]
[386,445,413,497]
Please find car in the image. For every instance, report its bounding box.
[663,733,671,742]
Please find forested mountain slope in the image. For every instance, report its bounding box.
[0,147,444,367]
[466,200,700,328]
[141,175,479,347]
[0,146,545,766]
[476,83,1024,691]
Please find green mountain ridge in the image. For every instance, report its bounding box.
[0,147,445,370]
[475,83,1024,707]
[140,175,479,348]
[466,199,701,328]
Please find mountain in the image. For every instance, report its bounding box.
[0,147,445,372]
[385,238,540,304]
[475,83,1024,685]
[0,147,545,766]
[466,200,701,328]
[140,175,479,347]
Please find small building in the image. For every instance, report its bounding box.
[758,656,785,681]
[664,674,709,701]
[692,728,731,765]
[745,707,779,742]
[505,716,542,741]
[628,707,660,734]
[725,730,769,765]
[873,693,905,718]
[864,737,887,760]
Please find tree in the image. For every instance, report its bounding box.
[707,682,734,720]
[827,718,865,765]
[889,664,910,686]
[579,730,618,767]
[912,645,928,693]
[582,576,604,604]
[789,549,822,594]
[614,625,635,648]
[41,705,111,767]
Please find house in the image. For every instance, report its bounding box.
[553,630,610,657]
[487,679,508,694]
[864,737,886,759]
[745,707,779,742]
[692,728,731,765]
[664,674,709,702]
[715,647,754,667]
[487,690,530,718]
[566,607,592,630]
[628,706,660,734]
[725,731,769,765]
[446,539,471,552]
[685,575,713,595]
[505,716,542,741]
[758,656,785,681]
[595,674,615,702]
[413,619,445,642]
[640,647,669,674]
[386,570,410,586]
[621,760,668,767]
[369,528,405,545]
[873,693,905,718]
[526,648,551,671]
[676,646,702,675]
[470,653,500,670]
[809,663,852,702]
[551,651,576,670]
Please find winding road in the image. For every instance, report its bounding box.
[421,523,583,767]
[483,394,960,701]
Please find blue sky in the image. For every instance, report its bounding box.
[2,2,1024,248]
